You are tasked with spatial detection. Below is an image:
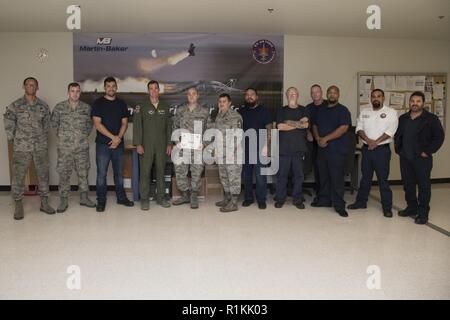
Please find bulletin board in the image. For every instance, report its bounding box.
[357,72,447,132]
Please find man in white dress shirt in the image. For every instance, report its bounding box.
[348,89,399,217]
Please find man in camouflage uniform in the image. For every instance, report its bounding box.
[51,82,96,213]
[171,87,210,209]
[212,93,243,212]
[133,80,173,210]
[3,77,55,220]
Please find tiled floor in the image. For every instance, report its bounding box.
[371,184,450,232]
[0,187,449,300]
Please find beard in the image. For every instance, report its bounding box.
[245,100,257,107]
[372,101,381,108]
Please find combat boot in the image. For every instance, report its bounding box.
[220,194,239,213]
[14,200,24,220]
[40,197,56,215]
[172,190,190,206]
[215,192,231,207]
[57,197,68,213]
[157,198,171,208]
[190,191,199,209]
[80,192,96,208]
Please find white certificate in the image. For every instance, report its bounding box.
[180,132,202,149]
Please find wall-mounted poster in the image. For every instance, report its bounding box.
[73,33,284,118]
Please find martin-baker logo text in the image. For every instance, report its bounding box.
[79,37,128,52]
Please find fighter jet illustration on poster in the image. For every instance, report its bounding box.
[138,43,196,73]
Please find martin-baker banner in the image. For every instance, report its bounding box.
[73,33,283,115]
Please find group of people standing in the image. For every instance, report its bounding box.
[3,77,445,225]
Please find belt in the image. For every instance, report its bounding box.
[362,143,390,148]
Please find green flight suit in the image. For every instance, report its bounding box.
[133,100,172,201]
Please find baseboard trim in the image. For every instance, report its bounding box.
[0,178,449,192]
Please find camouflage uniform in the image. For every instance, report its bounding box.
[3,96,51,200]
[213,108,243,196]
[51,100,93,197]
[172,104,210,192]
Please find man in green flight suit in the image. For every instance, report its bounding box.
[133,80,173,210]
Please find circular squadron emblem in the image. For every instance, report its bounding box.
[252,39,276,64]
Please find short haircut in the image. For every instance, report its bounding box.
[147,80,160,89]
[104,76,117,86]
[218,93,231,101]
[23,77,38,86]
[245,87,258,95]
[310,84,322,90]
[286,87,299,95]
[67,82,80,91]
[327,85,340,93]
[371,88,385,97]
[410,91,425,102]
[186,86,198,93]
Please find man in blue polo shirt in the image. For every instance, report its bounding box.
[312,85,351,217]
[238,88,273,209]
[306,84,328,201]
[91,77,134,212]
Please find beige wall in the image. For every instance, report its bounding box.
[0,32,82,186]
[284,35,450,179]
[0,32,449,186]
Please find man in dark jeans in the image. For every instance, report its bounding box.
[275,87,310,209]
[238,88,273,210]
[91,77,134,212]
[394,91,444,224]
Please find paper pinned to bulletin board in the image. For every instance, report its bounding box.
[357,72,447,132]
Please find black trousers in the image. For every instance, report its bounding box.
[399,155,433,218]
[311,142,320,196]
[276,153,304,203]
[356,144,392,210]
[317,149,347,210]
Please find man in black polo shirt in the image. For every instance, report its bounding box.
[238,88,273,209]
[395,91,445,224]
[91,77,134,212]
[306,84,327,201]
[275,87,310,209]
[312,85,351,217]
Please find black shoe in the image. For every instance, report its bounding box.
[415,216,428,224]
[383,209,393,218]
[311,202,332,208]
[117,198,134,207]
[347,202,367,210]
[242,200,254,207]
[258,202,267,210]
[96,203,105,212]
[274,201,284,208]
[336,208,348,217]
[294,201,305,210]
[398,207,417,217]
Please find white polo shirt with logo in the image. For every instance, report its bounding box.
[356,105,399,145]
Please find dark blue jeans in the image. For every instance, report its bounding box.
[96,143,126,204]
[276,153,304,203]
[243,160,268,203]
[356,144,392,210]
